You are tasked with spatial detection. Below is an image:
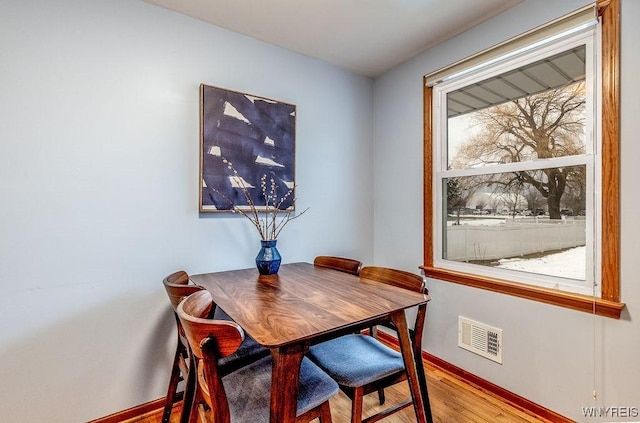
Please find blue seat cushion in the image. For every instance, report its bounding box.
[214,307,270,376]
[222,355,339,423]
[308,334,405,387]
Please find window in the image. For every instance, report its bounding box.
[422,0,623,318]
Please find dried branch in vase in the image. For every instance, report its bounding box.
[211,158,309,240]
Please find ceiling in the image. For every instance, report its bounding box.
[143,0,523,78]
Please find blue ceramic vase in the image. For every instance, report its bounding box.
[255,240,281,275]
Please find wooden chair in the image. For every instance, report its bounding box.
[313,256,362,275]
[177,289,339,423]
[162,271,269,423]
[162,271,204,423]
[314,256,364,338]
[307,266,432,423]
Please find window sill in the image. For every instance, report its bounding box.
[420,266,624,319]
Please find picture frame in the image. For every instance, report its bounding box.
[199,84,296,213]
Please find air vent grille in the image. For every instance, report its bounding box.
[458,316,503,364]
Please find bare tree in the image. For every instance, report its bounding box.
[447,177,477,225]
[452,82,586,219]
[561,165,587,215]
[488,195,502,215]
[524,185,545,212]
[492,173,526,218]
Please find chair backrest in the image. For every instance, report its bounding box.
[163,271,205,311]
[359,266,430,349]
[177,290,246,423]
[177,290,245,361]
[359,266,427,294]
[314,255,362,275]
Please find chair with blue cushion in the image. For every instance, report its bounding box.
[177,289,339,423]
[308,266,432,423]
[162,271,269,423]
[314,255,362,275]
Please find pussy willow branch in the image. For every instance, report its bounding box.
[234,173,266,239]
[210,185,266,240]
[273,205,309,239]
[212,158,309,240]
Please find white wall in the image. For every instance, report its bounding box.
[373,0,640,422]
[0,1,374,421]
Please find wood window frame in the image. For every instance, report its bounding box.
[421,0,624,319]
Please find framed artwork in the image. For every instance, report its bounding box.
[199,84,296,212]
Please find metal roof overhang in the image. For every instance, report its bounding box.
[447,45,586,118]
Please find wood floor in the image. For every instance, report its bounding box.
[125,359,554,423]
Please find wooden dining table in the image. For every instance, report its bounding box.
[190,262,432,423]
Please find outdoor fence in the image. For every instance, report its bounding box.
[446,218,586,262]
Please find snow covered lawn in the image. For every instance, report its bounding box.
[496,246,585,280]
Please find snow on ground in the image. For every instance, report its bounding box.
[447,215,586,280]
[447,216,506,226]
[496,246,585,280]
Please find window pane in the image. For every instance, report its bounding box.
[447,46,587,170]
[443,165,586,281]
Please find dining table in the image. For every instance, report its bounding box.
[190,262,433,423]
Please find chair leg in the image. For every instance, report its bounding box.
[350,387,364,423]
[179,355,196,423]
[162,342,184,423]
[376,388,386,405]
[415,358,434,423]
[318,401,333,423]
[188,383,204,423]
[197,403,211,423]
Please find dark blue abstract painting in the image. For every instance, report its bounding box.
[199,84,296,212]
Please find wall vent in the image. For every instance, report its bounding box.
[458,316,503,364]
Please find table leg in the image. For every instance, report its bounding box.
[391,310,429,423]
[413,305,434,423]
[269,342,309,423]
